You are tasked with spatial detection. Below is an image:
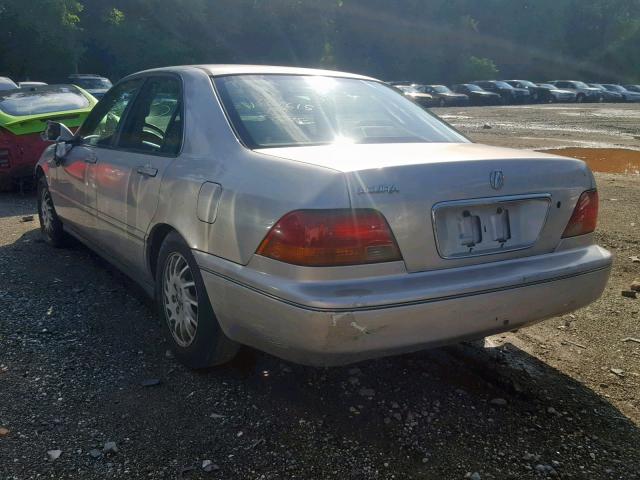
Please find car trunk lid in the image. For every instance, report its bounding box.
[255,143,594,272]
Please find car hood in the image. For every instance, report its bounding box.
[254,142,566,173]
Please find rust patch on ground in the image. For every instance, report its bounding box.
[544,147,640,175]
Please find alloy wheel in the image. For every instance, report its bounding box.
[162,252,199,347]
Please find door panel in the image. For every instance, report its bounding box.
[94,75,183,273]
[53,145,99,233]
[54,79,143,239]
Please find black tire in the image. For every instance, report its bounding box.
[37,176,67,247]
[155,231,239,368]
[438,98,446,107]
[576,93,585,103]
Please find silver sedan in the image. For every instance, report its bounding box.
[36,65,612,367]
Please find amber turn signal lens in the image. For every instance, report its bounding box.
[256,209,402,266]
[562,190,599,238]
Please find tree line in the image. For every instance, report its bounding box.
[1,0,639,85]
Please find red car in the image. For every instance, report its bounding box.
[0,84,97,190]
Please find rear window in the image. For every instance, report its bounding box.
[0,85,90,116]
[214,74,467,149]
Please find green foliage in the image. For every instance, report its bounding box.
[462,56,499,81]
[0,0,638,83]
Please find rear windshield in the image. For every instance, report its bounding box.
[213,74,467,148]
[0,85,90,116]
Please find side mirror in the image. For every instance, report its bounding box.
[41,121,75,143]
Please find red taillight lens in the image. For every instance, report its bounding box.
[256,209,402,266]
[562,190,599,238]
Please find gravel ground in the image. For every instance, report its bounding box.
[434,103,640,151]
[1,104,640,479]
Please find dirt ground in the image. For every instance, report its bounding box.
[1,104,639,479]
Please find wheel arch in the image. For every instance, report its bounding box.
[147,223,182,280]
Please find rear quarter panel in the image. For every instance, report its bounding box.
[148,68,350,267]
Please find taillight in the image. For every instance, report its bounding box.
[562,190,599,238]
[256,209,402,267]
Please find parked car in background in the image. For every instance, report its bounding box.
[588,84,624,102]
[67,74,112,99]
[451,84,502,105]
[534,83,577,103]
[0,84,97,190]
[18,81,48,89]
[547,81,602,103]
[421,85,469,106]
[472,80,530,104]
[624,84,640,93]
[35,65,611,368]
[395,84,435,107]
[600,84,640,102]
[0,77,18,91]
[503,80,546,102]
[504,80,575,103]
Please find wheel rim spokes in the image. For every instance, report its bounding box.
[162,252,199,347]
[40,188,54,233]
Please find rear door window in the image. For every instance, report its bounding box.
[0,85,89,116]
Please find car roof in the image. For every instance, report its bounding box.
[131,64,377,81]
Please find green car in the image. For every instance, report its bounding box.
[0,84,97,189]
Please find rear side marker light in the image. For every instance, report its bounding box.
[256,209,402,267]
[562,190,599,238]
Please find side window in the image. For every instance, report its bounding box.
[78,79,143,147]
[118,76,183,155]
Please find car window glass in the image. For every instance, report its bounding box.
[215,74,467,148]
[118,77,182,154]
[0,85,89,116]
[79,79,143,147]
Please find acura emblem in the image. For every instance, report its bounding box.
[490,170,504,190]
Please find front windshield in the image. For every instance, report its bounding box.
[214,75,467,149]
[465,84,483,92]
[432,85,451,93]
[538,83,555,89]
[398,85,419,94]
[494,81,514,89]
[0,85,90,116]
[72,78,112,90]
[605,85,625,92]
[574,81,589,88]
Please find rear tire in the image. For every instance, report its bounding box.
[155,231,239,368]
[37,176,67,248]
[576,93,585,103]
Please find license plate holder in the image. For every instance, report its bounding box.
[432,194,551,259]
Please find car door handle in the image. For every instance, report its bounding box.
[84,152,97,164]
[136,165,158,177]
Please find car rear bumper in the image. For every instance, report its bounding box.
[195,244,611,366]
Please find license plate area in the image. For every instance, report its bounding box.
[432,194,551,259]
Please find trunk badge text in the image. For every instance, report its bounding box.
[490,170,504,190]
[357,184,400,195]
